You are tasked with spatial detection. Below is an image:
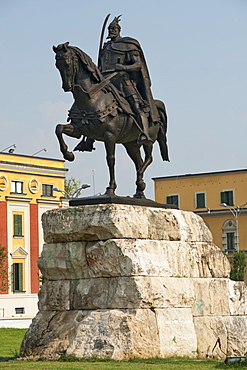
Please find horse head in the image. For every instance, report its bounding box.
[53,42,77,92]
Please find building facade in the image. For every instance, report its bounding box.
[0,152,67,327]
[153,169,247,272]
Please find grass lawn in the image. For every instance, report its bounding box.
[0,328,247,369]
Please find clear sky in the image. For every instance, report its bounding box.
[1,0,247,199]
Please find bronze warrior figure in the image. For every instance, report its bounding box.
[54,15,169,198]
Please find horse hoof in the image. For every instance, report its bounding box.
[105,187,115,196]
[133,192,146,199]
[64,152,75,162]
[136,180,146,192]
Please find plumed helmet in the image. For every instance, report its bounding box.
[108,15,122,30]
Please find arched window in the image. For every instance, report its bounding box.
[222,219,237,251]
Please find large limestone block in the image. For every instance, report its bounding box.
[38,241,88,280]
[194,315,247,358]
[194,243,230,278]
[86,239,229,279]
[155,308,197,357]
[42,205,212,243]
[227,280,247,315]
[38,280,70,311]
[20,310,81,359]
[66,309,160,360]
[223,316,247,356]
[192,278,230,316]
[38,277,195,311]
[21,309,161,360]
[194,316,227,358]
[39,239,230,281]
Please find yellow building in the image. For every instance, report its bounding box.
[153,169,247,260]
[0,152,67,327]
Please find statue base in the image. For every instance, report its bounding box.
[69,194,177,209]
[20,204,247,360]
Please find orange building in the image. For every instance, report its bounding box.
[153,169,247,274]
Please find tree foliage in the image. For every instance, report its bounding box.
[0,245,8,292]
[230,251,247,282]
[64,177,82,198]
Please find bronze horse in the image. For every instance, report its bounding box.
[53,42,169,198]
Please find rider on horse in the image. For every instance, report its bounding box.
[75,15,159,152]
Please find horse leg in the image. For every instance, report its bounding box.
[139,142,153,176]
[55,123,80,162]
[123,142,146,198]
[104,133,117,196]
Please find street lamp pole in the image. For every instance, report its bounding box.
[91,169,96,196]
[220,202,247,252]
[54,183,91,200]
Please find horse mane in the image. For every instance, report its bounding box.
[69,45,103,83]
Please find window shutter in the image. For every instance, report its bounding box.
[13,214,22,236]
[221,192,226,204]
[228,191,234,206]
[173,196,178,206]
[18,263,23,291]
[13,263,23,291]
[196,193,205,208]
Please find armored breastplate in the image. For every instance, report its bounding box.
[100,43,126,73]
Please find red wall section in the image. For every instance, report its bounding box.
[0,202,8,294]
[30,204,40,293]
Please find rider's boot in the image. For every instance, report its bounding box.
[137,114,153,144]
[74,137,95,152]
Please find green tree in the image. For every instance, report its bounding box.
[64,177,82,198]
[0,245,8,292]
[230,251,247,282]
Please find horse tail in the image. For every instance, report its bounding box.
[155,100,170,162]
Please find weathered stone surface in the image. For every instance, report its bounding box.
[227,280,247,315]
[21,205,247,360]
[155,308,197,357]
[42,205,212,243]
[192,278,230,317]
[223,316,247,356]
[38,241,88,280]
[38,280,70,311]
[20,310,84,359]
[21,309,161,360]
[38,277,195,311]
[66,309,160,359]
[39,239,230,280]
[193,316,227,358]
[194,315,247,358]
[86,239,229,279]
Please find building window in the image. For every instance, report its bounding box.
[15,307,25,314]
[227,232,235,250]
[42,184,53,197]
[11,180,24,194]
[13,214,23,236]
[13,263,24,292]
[196,192,206,208]
[166,194,179,207]
[222,219,237,252]
[221,190,234,206]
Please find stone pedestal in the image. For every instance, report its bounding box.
[20,204,247,359]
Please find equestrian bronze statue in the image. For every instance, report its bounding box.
[54,15,169,198]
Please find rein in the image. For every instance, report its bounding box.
[66,50,120,123]
[68,84,118,123]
